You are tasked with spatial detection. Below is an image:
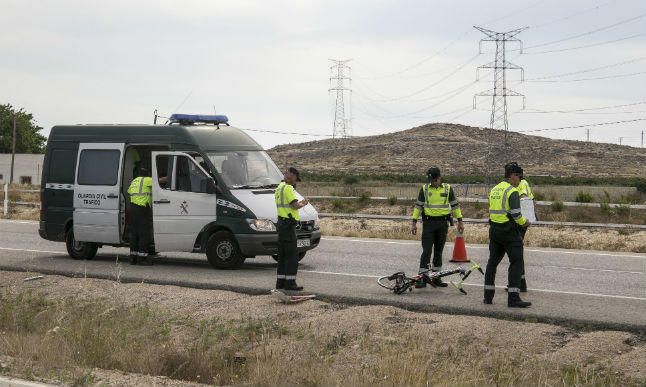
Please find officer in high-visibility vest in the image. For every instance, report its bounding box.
[484,163,532,308]
[127,165,154,265]
[274,167,309,291]
[411,167,464,288]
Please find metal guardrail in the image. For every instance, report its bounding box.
[319,212,646,231]
[309,196,646,210]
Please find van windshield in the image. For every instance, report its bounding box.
[208,151,283,189]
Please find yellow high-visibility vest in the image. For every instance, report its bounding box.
[489,181,526,225]
[517,179,534,200]
[275,181,300,221]
[412,183,462,220]
[128,177,153,207]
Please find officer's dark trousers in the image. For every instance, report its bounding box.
[129,204,152,256]
[419,219,449,272]
[485,222,524,292]
[277,218,299,281]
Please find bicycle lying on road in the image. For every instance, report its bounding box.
[377,263,484,295]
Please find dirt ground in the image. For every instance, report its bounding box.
[0,271,645,386]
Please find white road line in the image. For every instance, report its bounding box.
[544,265,644,275]
[321,237,646,260]
[0,246,65,255]
[0,219,39,225]
[0,376,55,386]
[299,269,646,301]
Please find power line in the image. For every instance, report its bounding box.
[520,11,646,50]
[526,56,646,81]
[517,118,646,133]
[354,54,481,102]
[524,32,646,55]
[526,70,646,83]
[520,100,646,113]
[530,0,617,30]
[240,128,333,138]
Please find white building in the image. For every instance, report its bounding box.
[0,153,45,185]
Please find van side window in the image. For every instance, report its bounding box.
[156,155,172,190]
[77,150,120,186]
[175,156,210,193]
[48,149,77,184]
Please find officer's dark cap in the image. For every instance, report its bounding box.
[426,167,441,180]
[288,167,302,182]
[504,163,523,178]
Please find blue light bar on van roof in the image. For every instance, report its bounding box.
[169,114,229,125]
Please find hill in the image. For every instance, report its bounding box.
[268,123,646,178]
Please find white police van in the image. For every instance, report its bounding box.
[39,114,321,269]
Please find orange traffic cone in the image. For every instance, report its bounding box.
[450,231,470,263]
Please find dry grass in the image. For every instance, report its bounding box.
[1,271,645,387]
[320,218,646,253]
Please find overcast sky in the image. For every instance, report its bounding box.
[1,0,645,149]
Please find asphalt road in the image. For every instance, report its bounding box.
[1,220,644,331]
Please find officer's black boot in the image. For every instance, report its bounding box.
[139,254,153,266]
[483,289,494,304]
[284,280,303,291]
[275,279,285,290]
[508,292,531,308]
[129,252,138,265]
[431,276,448,288]
[520,278,528,293]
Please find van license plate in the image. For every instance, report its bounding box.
[297,239,311,248]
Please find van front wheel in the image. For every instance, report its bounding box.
[206,231,245,269]
[65,230,98,260]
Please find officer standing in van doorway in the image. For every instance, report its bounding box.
[411,167,464,288]
[484,163,532,308]
[274,167,309,291]
[127,165,154,265]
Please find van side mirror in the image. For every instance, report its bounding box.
[205,178,219,194]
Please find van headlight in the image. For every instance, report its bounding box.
[247,219,276,232]
[314,219,320,230]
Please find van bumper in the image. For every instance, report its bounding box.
[236,230,321,257]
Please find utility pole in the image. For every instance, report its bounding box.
[329,59,352,139]
[10,115,17,185]
[586,128,590,142]
[641,129,644,148]
[473,26,528,146]
[619,137,623,146]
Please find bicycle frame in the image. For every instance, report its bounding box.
[378,263,483,295]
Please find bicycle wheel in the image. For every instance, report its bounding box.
[377,272,408,291]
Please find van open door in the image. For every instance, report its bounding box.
[73,143,125,244]
[151,152,218,252]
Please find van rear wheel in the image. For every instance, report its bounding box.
[65,230,98,260]
[206,231,245,269]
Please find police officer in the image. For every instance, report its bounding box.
[127,165,154,265]
[411,167,464,288]
[484,163,532,307]
[275,167,309,291]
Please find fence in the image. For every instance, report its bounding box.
[300,184,641,203]
[2,183,40,216]
[319,212,646,231]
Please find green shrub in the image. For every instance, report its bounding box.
[387,195,398,206]
[600,202,611,214]
[343,175,359,185]
[616,204,630,217]
[533,192,545,201]
[551,201,564,212]
[331,199,346,211]
[357,191,371,204]
[575,191,593,203]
